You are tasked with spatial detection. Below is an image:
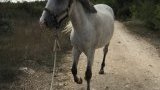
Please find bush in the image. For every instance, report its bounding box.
[95,0,160,31]
[131,0,160,31]
[0,18,12,34]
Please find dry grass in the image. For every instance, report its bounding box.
[0,2,73,89]
[0,17,72,86]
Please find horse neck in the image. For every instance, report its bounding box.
[70,1,88,31]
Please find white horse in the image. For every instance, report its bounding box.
[40,0,114,90]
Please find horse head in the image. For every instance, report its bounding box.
[39,0,73,29]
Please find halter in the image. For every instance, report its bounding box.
[43,0,73,29]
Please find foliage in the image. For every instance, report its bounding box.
[95,0,160,31]
[0,18,12,34]
[131,0,160,31]
[0,1,46,18]
[0,1,46,34]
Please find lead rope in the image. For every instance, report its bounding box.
[50,31,61,90]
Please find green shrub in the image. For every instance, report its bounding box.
[95,0,160,31]
[130,0,160,31]
[0,18,12,34]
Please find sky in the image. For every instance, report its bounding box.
[0,0,45,3]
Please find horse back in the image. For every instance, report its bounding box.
[92,4,114,48]
[94,4,114,19]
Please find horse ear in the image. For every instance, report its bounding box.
[79,0,97,13]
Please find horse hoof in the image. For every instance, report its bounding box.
[77,77,83,84]
[99,70,104,74]
[75,77,83,84]
[91,88,96,90]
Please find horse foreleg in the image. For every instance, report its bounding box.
[99,44,109,74]
[71,47,82,84]
[85,50,95,90]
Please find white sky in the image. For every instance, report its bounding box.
[0,0,45,2]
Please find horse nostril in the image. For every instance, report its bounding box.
[43,17,54,28]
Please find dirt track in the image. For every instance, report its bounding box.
[53,21,160,90]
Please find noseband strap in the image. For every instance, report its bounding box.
[44,0,73,29]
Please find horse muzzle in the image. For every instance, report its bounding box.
[39,13,59,29]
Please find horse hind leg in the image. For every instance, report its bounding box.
[99,44,109,74]
[71,47,83,84]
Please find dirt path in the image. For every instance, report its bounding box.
[53,21,160,90]
[8,21,159,90]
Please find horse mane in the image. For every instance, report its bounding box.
[78,0,97,13]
